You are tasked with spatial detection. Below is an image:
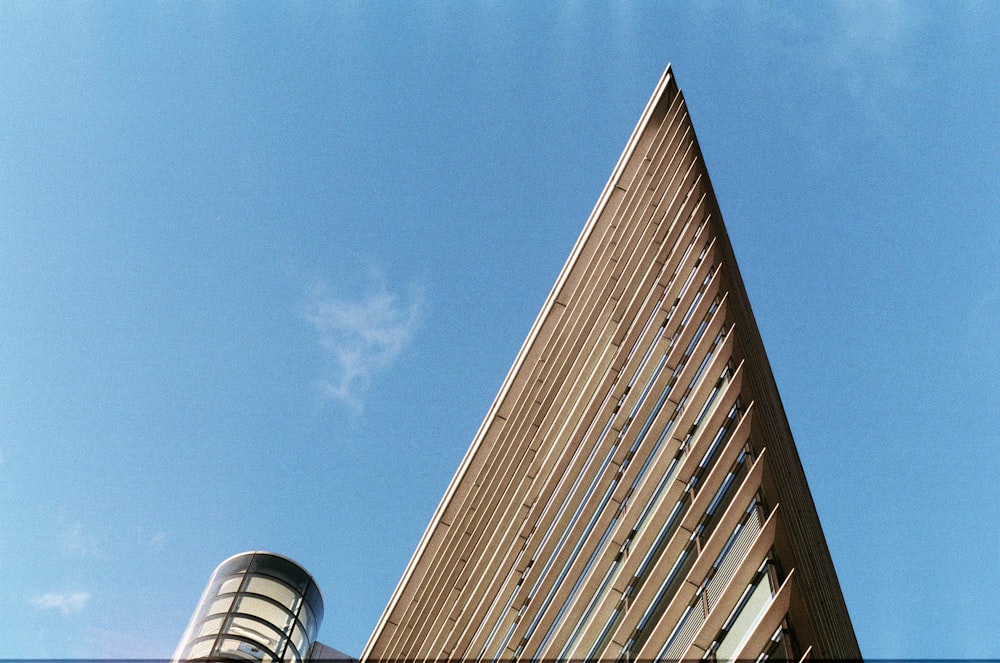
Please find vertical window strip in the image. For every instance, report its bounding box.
[696,448,751,546]
[655,603,695,661]
[582,492,691,661]
[705,498,763,612]
[626,321,725,508]
[553,547,624,659]
[675,245,709,313]
[688,362,734,440]
[518,471,619,642]
[627,349,669,421]
[487,241,721,661]
[552,445,684,659]
[526,413,616,580]
[623,297,724,510]
[662,241,710,343]
[669,232,698,292]
[686,330,724,393]
[697,404,741,472]
[627,356,680,455]
[632,493,690,586]
[473,408,616,659]
[611,356,731,600]
[585,604,623,661]
[476,295,678,658]
[623,296,668,389]
[663,220,705,304]
[521,419,624,592]
[679,271,713,329]
[470,548,528,657]
[612,404,741,660]
[707,558,776,662]
[490,609,521,660]
[560,352,730,658]
[496,289,703,657]
[682,299,718,364]
[492,420,624,656]
[526,478,624,658]
[622,538,697,658]
[510,359,675,657]
[528,348,692,657]
[630,450,683,533]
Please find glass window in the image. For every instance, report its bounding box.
[234,595,295,632]
[218,637,273,663]
[183,638,214,660]
[207,595,235,617]
[225,615,284,650]
[197,615,225,638]
[298,600,318,640]
[282,645,302,663]
[289,620,307,656]
[246,575,298,608]
[218,576,243,595]
[715,567,775,661]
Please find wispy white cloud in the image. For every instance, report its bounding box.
[150,531,167,549]
[819,0,920,126]
[30,591,91,615]
[62,522,105,559]
[307,277,425,412]
[701,2,922,131]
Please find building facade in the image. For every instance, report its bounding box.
[360,66,860,661]
[172,552,327,663]
[176,66,859,663]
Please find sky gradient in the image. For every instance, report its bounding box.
[2,2,998,660]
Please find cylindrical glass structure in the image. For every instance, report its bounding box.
[173,552,324,663]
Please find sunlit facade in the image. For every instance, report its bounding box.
[361,66,860,661]
[175,66,859,663]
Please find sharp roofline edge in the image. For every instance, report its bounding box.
[360,64,678,660]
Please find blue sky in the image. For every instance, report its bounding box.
[1,2,998,659]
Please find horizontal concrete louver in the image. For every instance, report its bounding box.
[362,66,860,662]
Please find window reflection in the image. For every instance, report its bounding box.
[173,552,323,663]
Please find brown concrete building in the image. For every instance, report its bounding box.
[360,66,861,662]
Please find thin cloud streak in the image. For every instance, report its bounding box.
[30,591,91,615]
[820,0,919,127]
[150,531,167,549]
[62,522,106,560]
[307,278,425,412]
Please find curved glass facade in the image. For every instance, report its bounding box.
[174,552,323,663]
